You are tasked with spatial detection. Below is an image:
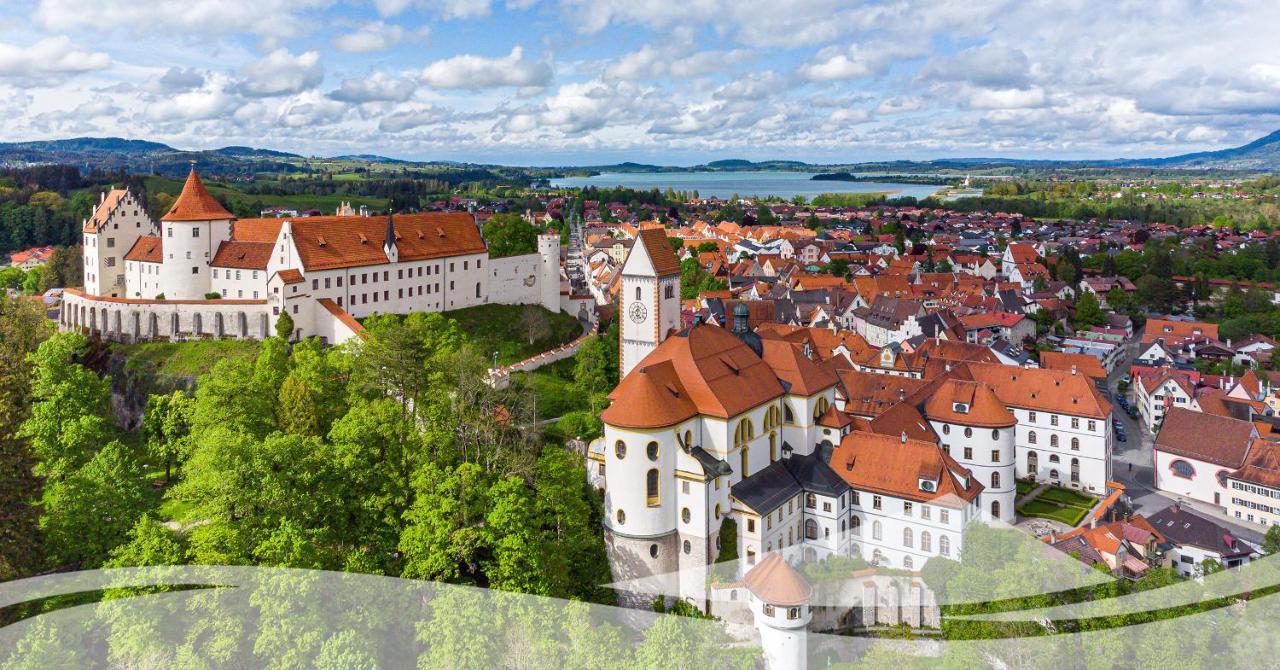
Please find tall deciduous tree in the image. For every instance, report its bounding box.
[40,440,148,568]
[0,294,50,579]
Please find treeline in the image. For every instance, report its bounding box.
[949,192,1280,229]
[0,308,613,605]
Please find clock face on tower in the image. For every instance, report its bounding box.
[629,301,649,323]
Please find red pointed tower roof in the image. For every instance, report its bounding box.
[163,168,234,222]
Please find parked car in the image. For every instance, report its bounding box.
[1116,431,1127,443]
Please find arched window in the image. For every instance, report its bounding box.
[1071,437,1079,451]
[1071,458,1080,483]
[939,535,950,556]
[475,282,481,298]
[872,520,882,540]
[1170,460,1195,479]
[991,471,1001,489]
[614,440,627,459]
[1049,454,1060,463]
[1050,434,1059,448]
[1027,450,1038,472]
[1217,470,1230,488]
[964,427,973,438]
[682,540,690,554]
[646,441,659,461]
[635,286,641,301]
[942,424,950,435]
[813,396,830,421]
[734,419,755,447]
[784,404,795,424]
[920,531,931,552]
[991,500,1001,519]
[646,469,659,506]
[903,556,913,570]
[763,405,781,430]
[740,449,749,478]
[903,527,913,548]
[1028,431,1037,444]
[616,509,626,525]
[681,508,691,523]
[852,516,861,536]
[770,433,778,461]
[805,519,818,540]
[992,429,1000,440]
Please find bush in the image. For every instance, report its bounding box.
[204,292,222,299]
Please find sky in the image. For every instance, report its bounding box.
[0,0,1278,165]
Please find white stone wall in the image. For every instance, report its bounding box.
[849,491,970,571]
[125,261,164,300]
[1227,478,1280,528]
[61,291,271,343]
[211,267,267,300]
[933,420,1017,523]
[1011,407,1111,494]
[157,218,234,299]
[1155,450,1232,507]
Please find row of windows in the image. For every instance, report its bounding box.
[614,440,662,461]
[1027,431,1081,450]
[850,518,952,556]
[1232,497,1277,515]
[942,445,1004,464]
[1026,411,1097,432]
[1231,481,1280,499]
[212,269,260,280]
[633,285,676,300]
[851,491,951,523]
[940,424,1000,440]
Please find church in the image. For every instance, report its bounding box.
[589,230,1114,613]
[63,169,571,343]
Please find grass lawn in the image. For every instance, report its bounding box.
[114,339,262,377]
[513,357,586,421]
[1017,499,1091,526]
[1036,486,1097,508]
[1016,480,1037,496]
[444,303,581,366]
[157,497,198,524]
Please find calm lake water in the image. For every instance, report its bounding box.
[549,171,944,201]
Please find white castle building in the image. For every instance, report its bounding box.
[589,233,1115,613]
[63,169,575,343]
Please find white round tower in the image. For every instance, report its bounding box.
[923,379,1017,524]
[537,233,561,313]
[157,168,235,299]
[742,553,811,670]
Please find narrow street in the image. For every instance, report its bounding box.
[1104,331,1266,547]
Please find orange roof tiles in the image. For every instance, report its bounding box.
[83,189,129,233]
[1039,351,1107,380]
[276,269,305,284]
[317,298,369,341]
[163,169,234,222]
[123,235,162,263]
[923,379,1016,427]
[740,553,812,606]
[830,430,981,506]
[636,227,682,276]
[211,241,272,269]
[276,212,485,271]
[760,339,838,397]
[964,362,1112,419]
[603,324,784,428]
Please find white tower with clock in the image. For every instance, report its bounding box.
[620,228,683,378]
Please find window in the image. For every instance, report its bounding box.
[682,540,690,554]
[964,427,973,438]
[942,424,950,435]
[166,227,173,238]
[784,404,794,424]
[805,519,818,540]
[806,493,816,509]
[812,396,830,421]
[192,227,200,238]
[740,450,749,478]
[1071,437,1079,451]
[991,449,1000,463]
[991,500,1001,518]
[872,495,882,510]
[664,284,673,299]
[851,491,860,506]
[1051,415,1059,426]
[921,505,931,520]
[940,509,950,524]
[852,516,861,536]
[1170,459,1195,479]
[940,535,950,556]
[763,604,775,617]
[1071,458,1080,484]
[1050,434,1059,448]
[921,531,932,552]
[1088,420,1096,431]
[963,447,973,460]
[682,508,690,523]
[635,286,641,301]
[747,518,755,533]
[1029,411,1036,423]
[616,509,625,525]
[1028,431,1037,444]
[646,441,659,461]
[903,556,913,570]
[192,266,199,274]
[991,471,1001,489]
[903,527,913,548]
[872,520,882,540]
[614,440,626,459]
[649,544,658,558]
[646,469,660,506]
[903,502,913,516]
[787,607,800,620]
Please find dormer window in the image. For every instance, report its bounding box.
[919,478,937,492]
[952,402,969,414]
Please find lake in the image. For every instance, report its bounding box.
[548,171,944,201]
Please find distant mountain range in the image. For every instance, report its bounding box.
[2,129,1279,177]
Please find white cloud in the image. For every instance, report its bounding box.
[373,0,493,19]
[157,67,206,92]
[965,86,1047,110]
[605,45,750,81]
[379,105,455,132]
[278,93,348,127]
[238,49,324,97]
[797,42,926,82]
[35,0,332,37]
[144,74,242,122]
[328,72,416,102]
[420,46,551,89]
[333,21,405,53]
[0,36,110,78]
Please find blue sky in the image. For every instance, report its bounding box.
[1,0,1278,164]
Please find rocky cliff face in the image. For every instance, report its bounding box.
[102,354,197,430]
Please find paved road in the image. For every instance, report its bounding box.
[1103,332,1265,546]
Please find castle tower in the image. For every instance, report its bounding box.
[537,233,561,313]
[157,168,234,299]
[82,187,154,297]
[619,228,681,378]
[742,553,812,670]
[922,379,1017,523]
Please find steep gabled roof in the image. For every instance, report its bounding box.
[923,379,1017,428]
[210,241,272,269]
[123,235,162,263]
[1155,407,1256,467]
[83,189,129,233]
[635,227,681,276]
[830,430,981,506]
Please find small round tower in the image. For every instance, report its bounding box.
[742,553,812,670]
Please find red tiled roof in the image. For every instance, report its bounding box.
[123,235,162,263]
[163,169,234,222]
[211,241,272,269]
[635,227,682,276]
[275,269,305,284]
[83,189,129,233]
[740,553,812,606]
[831,430,982,506]
[261,213,486,272]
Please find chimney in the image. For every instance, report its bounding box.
[1049,531,1057,544]
[1071,364,1077,375]
[900,431,908,444]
